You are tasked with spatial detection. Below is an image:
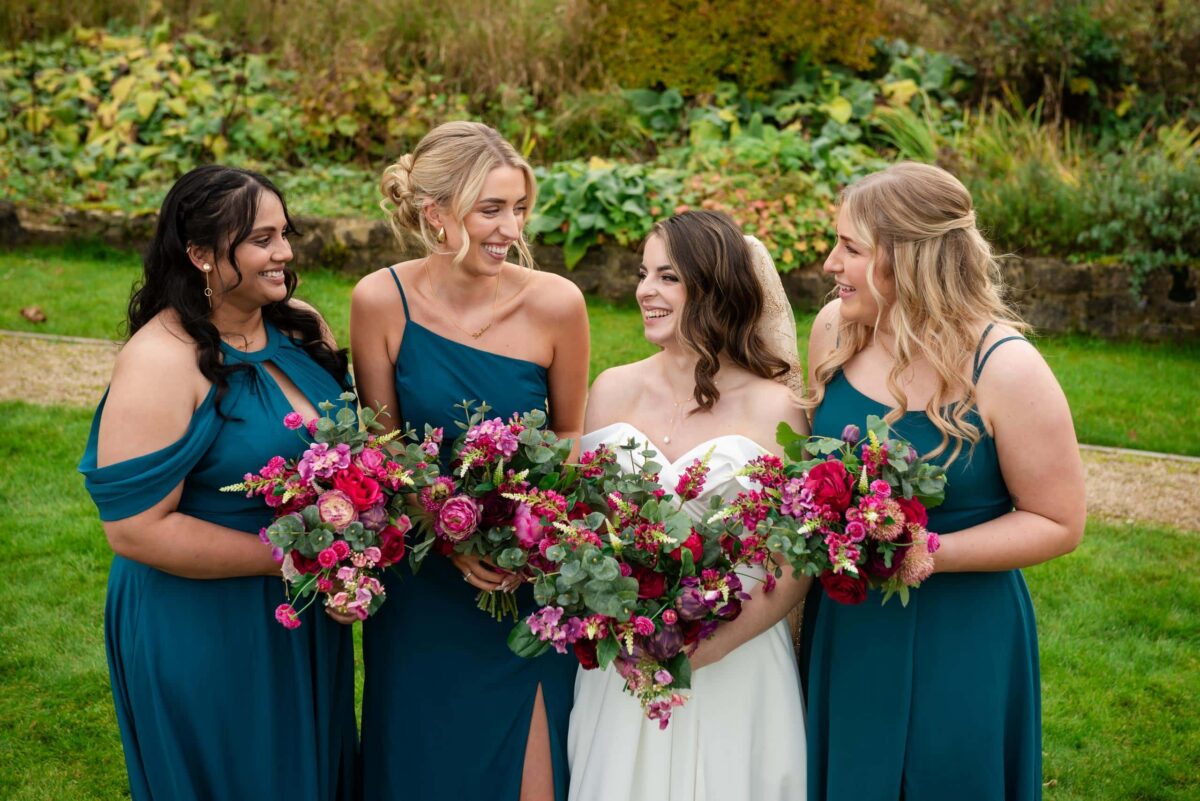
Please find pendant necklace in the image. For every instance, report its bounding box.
[425,258,501,339]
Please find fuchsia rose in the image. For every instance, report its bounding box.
[331,540,351,560]
[436,496,481,543]
[668,530,704,563]
[333,465,383,511]
[283,411,305,430]
[318,547,339,569]
[274,603,301,629]
[803,460,855,514]
[895,496,930,529]
[316,490,358,530]
[820,571,869,605]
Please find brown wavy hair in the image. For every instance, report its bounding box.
[652,210,790,411]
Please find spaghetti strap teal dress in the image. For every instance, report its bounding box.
[802,326,1041,801]
[79,321,356,801]
[358,269,576,801]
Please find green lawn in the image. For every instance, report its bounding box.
[0,400,1195,799]
[3,242,1196,454]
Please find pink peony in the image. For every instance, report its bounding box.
[357,447,386,476]
[283,411,305,430]
[436,496,481,543]
[632,616,655,636]
[513,503,545,548]
[316,490,358,530]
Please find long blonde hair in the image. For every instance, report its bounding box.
[808,162,1027,462]
[380,121,538,270]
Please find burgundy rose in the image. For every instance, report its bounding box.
[680,620,705,646]
[669,530,704,563]
[633,566,667,600]
[332,465,383,512]
[436,496,481,543]
[865,541,909,580]
[895,496,929,529]
[574,639,599,670]
[480,491,517,528]
[803,460,855,514]
[819,571,869,605]
[291,551,322,575]
[378,523,408,566]
[567,501,594,521]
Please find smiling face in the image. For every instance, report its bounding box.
[823,209,894,326]
[435,165,529,276]
[199,189,294,312]
[636,233,686,347]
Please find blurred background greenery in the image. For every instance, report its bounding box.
[1,0,1197,290]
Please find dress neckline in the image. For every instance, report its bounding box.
[404,319,548,372]
[836,370,975,418]
[585,422,768,468]
[219,320,280,363]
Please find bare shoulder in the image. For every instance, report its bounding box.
[737,375,806,437]
[520,269,586,323]
[352,263,409,312]
[285,298,338,347]
[973,327,1058,412]
[107,313,207,416]
[586,359,649,428]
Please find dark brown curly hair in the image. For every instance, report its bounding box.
[651,209,790,411]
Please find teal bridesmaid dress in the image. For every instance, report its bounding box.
[802,326,1041,801]
[79,321,356,801]
[357,270,576,801]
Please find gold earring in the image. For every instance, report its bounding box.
[435,226,446,244]
[202,263,213,300]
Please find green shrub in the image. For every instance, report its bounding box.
[526,160,683,268]
[603,0,884,96]
[1079,123,1200,294]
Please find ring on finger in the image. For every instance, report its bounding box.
[463,570,474,583]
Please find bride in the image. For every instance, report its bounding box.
[567,210,810,800]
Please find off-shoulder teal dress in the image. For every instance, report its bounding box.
[79,321,356,801]
[802,327,1041,801]
[357,270,577,801]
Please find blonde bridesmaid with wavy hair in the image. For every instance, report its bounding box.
[349,121,589,801]
[801,162,1086,801]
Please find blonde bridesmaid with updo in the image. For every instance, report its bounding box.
[348,121,589,801]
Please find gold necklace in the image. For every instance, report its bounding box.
[661,386,695,445]
[424,258,501,339]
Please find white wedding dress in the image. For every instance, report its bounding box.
[567,423,807,801]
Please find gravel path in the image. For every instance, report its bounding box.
[4,331,1196,532]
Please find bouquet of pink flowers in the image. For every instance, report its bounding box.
[223,392,440,627]
[507,440,763,728]
[724,415,948,606]
[408,401,585,620]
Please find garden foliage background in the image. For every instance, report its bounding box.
[2,0,1198,293]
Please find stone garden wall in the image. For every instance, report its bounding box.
[3,202,1195,341]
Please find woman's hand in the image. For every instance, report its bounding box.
[325,606,359,625]
[450,552,520,592]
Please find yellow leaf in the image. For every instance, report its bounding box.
[883,79,919,108]
[717,108,738,123]
[782,248,794,264]
[77,74,95,95]
[165,97,188,117]
[23,107,50,134]
[135,90,158,120]
[110,75,136,104]
[209,134,228,160]
[587,156,613,171]
[96,101,118,128]
[195,12,220,30]
[822,96,853,125]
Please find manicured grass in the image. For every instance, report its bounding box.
[1,243,1197,454]
[0,400,1195,799]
